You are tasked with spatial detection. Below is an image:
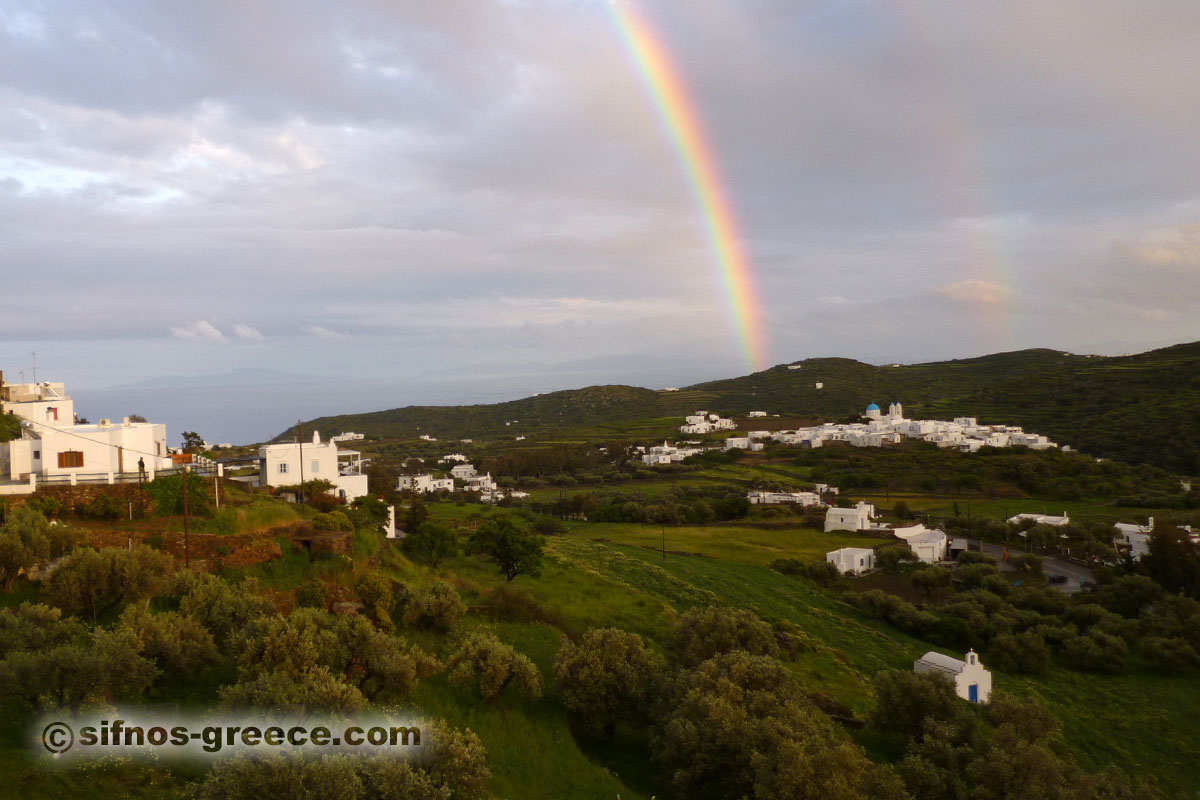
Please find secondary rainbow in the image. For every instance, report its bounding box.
[608,1,768,372]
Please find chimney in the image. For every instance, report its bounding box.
[123,417,131,427]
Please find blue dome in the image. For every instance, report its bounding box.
[866,403,880,411]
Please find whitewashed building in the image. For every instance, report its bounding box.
[748,411,767,418]
[641,441,702,465]
[259,431,368,502]
[463,472,496,493]
[1008,512,1070,527]
[748,490,823,506]
[450,463,478,480]
[915,650,992,703]
[1114,518,1155,560]
[825,502,876,532]
[398,473,455,494]
[827,547,876,575]
[893,524,949,563]
[1,376,173,483]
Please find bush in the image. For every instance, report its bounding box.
[24,496,65,519]
[987,631,1050,674]
[313,511,353,531]
[144,473,213,517]
[667,606,779,668]
[554,628,665,734]
[295,579,328,610]
[446,632,542,701]
[869,668,960,740]
[75,493,125,521]
[399,522,459,567]
[1063,631,1128,672]
[481,585,564,628]
[401,582,466,632]
[1141,636,1200,672]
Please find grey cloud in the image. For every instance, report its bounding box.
[2,0,1199,417]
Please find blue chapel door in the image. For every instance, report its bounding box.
[968,684,978,703]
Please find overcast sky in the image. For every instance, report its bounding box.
[2,1,1199,439]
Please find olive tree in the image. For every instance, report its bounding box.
[446,631,541,702]
[553,628,665,734]
[667,606,779,668]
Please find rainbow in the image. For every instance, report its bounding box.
[607,1,768,372]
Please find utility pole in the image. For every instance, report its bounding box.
[182,465,190,569]
[214,474,220,509]
[297,420,305,505]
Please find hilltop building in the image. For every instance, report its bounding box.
[1,373,172,487]
[729,402,1062,454]
[915,650,992,703]
[259,431,368,502]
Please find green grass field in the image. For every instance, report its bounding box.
[395,516,1200,797]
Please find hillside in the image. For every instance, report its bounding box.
[285,341,1200,474]
[283,384,668,443]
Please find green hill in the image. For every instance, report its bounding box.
[285,342,1200,474]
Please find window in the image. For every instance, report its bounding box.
[47,407,58,421]
[311,460,320,474]
[33,450,41,460]
[58,451,84,468]
[278,463,289,474]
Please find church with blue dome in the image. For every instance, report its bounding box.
[863,402,902,421]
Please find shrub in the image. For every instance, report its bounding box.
[24,496,65,519]
[667,606,779,668]
[869,668,960,740]
[75,493,125,521]
[313,511,353,532]
[554,628,665,734]
[446,632,542,701]
[399,522,459,567]
[144,473,213,517]
[1063,631,1128,672]
[481,585,564,628]
[295,579,329,610]
[401,582,466,632]
[987,631,1050,674]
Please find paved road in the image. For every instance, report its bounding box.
[958,539,1094,594]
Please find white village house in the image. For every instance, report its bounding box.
[826,547,876,575]
[892,524,949,563]
[825,501,876,532]
[1114,518,1155,560]
[399,474,455,494]
[450,463,478,480]
[1008,512,1071,527]
[259,431,368,502]
[748,490,823,506]
[915,650,992,703]
[1,374,173,488]
[722,402,1063,455]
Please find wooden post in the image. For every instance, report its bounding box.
[182,465,190,569]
